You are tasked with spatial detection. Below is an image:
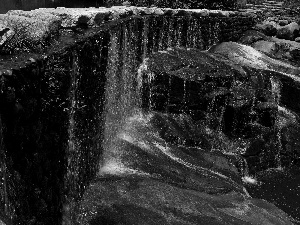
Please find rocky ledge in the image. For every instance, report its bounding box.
[0,7,256,55]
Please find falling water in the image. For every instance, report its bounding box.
[0,116,15,223]
[270,76,283,169]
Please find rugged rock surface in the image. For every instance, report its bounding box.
[254,20,279,36]
[276,21,300,40]
[77,112,295,225]
[76,44,300,224]
[238,29,271,45]
[0,7,256,54]
[239,29,300,65]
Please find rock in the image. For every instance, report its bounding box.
[0,13,61,53]
[270,37,300,63]
[77,109,295,225]
[122,1,131,6]
[208,41,300,76]
[276,22,300,40]
[252,40,277,55]
[295,37,300,42]
[279,19,289,26]
[0,23,14,48]
[243,138,265,156]
[255,20,279,36]
[238,30,271,45]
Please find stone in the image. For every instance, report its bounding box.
[255,20,279,36]
[295,37,300,42]
[279,19,289,26]
[276,22,300,40]
[76,110,295,225]
[122,1,131,7]
[238,30,271,45]
[252,40,277,55]
[208,42,300,76]
[0,12,61,53]
[33,7,111,27]
[0,23,14,48]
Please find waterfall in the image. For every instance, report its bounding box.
[270,76,283,170]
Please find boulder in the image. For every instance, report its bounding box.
[270,37,300,63]
[252,40,277,55]
[0,22,14,48]
[122,1,131,6]
[295,37,300,42]
[238,30,271,45]
[0,12,61,54]
[77,110,296,225]
[255,20,279,36]
[278,19,289,26]
[276,22,300,40]
[209,42,300,76]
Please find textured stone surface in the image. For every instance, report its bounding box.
[0,12,61,53]
[238,29,271,45]
[255,20,279,36]
[252,40,277,55]
[77,112,295,225]
[0,7,256,54]
[276,21,300,40]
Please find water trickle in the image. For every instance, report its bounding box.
[211,21,221,46]
[0,112,15,223]
[270,76,283,169]
[167,17,175,48]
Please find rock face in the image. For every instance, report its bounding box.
[77,44,300,224]
[77,112,295,225]
[0,7,256,54]
[255,20,279,36]
[276,22,300,40]
[239,30,300,65]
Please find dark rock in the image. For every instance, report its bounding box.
[0,22,15,51]
[76,110,295,225]
[276,22,300,40]
[255,20,279,36]
[243,138,265,156]
[238,30,271,45]
[279,19,289,26]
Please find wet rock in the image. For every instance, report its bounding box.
[0,23,14,47]
[208,41,300,76]
[252,40,277,55]
[32,7,111,27]
[122,1,131,7]
[238,30,271,45]
[0,13,61,53]
[77,111,295,225]
[139,45,285,140]
[255,20,279,36]
[269,37,300,63]
[279,19,289,26]
[276,22,300,40]
[243,138,265,156]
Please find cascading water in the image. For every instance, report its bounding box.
[270,76,283,169]
[0,9,299,224]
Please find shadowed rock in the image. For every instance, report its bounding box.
[77,112,296,225]
[276,22,300,41]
